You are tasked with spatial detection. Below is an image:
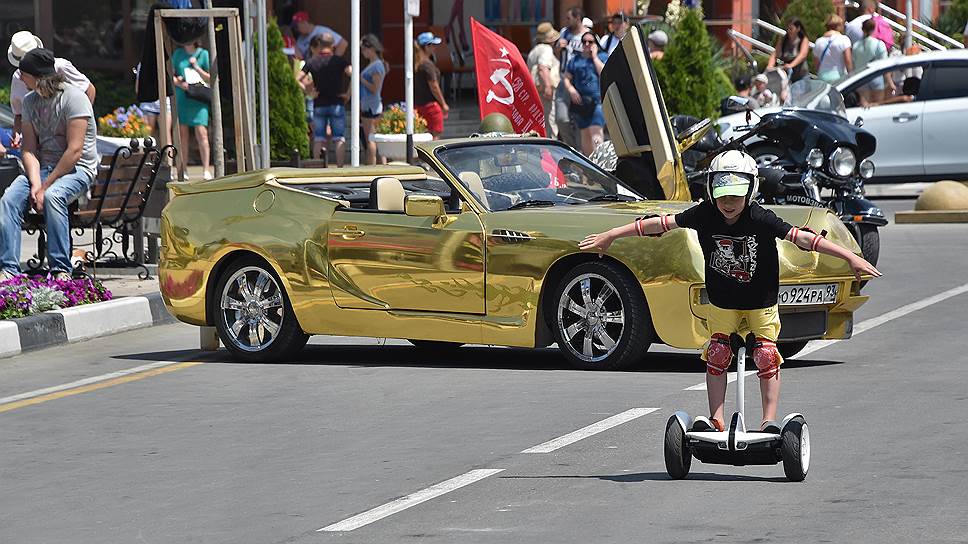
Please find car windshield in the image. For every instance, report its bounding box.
[434,142,642,211]
[786,79,847,118]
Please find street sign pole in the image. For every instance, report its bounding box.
[405,0,418,164]
[351,0,360,166]
[257,0,270,169]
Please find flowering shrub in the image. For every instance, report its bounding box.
[0,275,113,320]
[97,105,151,138]
[376,104,429,134]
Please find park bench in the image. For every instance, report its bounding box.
[21,141,176,279]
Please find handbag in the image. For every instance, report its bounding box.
[185,82,212,104]
[569,94,597,118]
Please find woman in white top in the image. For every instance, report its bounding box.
[813,14,852,85]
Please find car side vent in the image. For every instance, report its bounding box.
[491,229,533,244]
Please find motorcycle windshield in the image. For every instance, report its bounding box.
[786,80,847,118]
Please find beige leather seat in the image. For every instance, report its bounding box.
[369,177,406,212]
[458,171,487,207]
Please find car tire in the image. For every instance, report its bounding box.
[408,340,464,350]
[749,144,785,167]
[214,256,309,361]
[551,261,653,370]
[778,340,809,359]
[664,415,691,479]
[781,416,810,482]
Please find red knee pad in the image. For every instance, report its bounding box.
[705,333,732,375]
[753,338,780,379]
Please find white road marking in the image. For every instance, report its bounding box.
[685,282,968,390]
[684,371,755,391]
[318,469,505,532]
[0,361,184,406]
[521,407,659,453]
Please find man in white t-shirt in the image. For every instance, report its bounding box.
[7,31,95,150]
[528,22,561,139]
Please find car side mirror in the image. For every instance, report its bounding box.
[405,194,446,218]
[724,95,753,113]
[854,116,864,127]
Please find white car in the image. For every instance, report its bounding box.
[718,50,968,182]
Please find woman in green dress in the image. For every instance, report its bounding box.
[172,41,212,179]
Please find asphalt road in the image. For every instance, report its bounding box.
[2,199,966,543]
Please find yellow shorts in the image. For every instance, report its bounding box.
[701,304,783,365]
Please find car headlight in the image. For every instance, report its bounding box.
[807,148,824,169]
[859,159,875,179]
[828,147,856,177]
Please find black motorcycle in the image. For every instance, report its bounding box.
[677,80,887,266]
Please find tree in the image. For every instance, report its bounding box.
[782,0,835,45]
[654,8,720,119]
[256,18,309,162]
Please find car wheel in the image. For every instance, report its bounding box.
[778,340,809,359]
[408,340,464,350]
[750,144,784,167]
[664,415,691,479]
[214,256,309,361]
[552,261,653,370]
[781,416,810,482]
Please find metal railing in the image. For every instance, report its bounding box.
[728,28,776,54]
[880,16,949,50]
[877,3,964,48]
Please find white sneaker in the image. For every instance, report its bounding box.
[202,169,214,180]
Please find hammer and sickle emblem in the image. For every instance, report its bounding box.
[485,58,514,105]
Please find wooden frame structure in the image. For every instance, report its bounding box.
[153,7,257,180]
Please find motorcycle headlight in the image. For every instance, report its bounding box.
[807,148,824,169]
[859,159,875,179]
[828,147,856,177]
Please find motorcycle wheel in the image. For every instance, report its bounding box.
[853,224,880,268]
[749,144,785,167]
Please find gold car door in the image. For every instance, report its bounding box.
[326,210,486,314]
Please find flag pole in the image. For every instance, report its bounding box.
[404,0,415,164]
[350,0,360,166]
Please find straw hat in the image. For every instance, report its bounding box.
[535,22,560,44]
[8,31,43,68]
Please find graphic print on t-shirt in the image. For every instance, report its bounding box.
[710,235,758,282]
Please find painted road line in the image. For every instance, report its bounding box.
[685,282,968,390]
[318,469,505,532]
[684,371,755,391]
[0,361,201,414]
[521,408,660,454]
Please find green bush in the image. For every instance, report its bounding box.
[654,8,720,119]
[86,71,138,119]
[256,18,309,161]
[782,0,835,44]
[0,84,10,107]
[935,0,968,38]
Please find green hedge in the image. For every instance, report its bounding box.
[654,8,721,119]
[782,0,835,45]
[256,18,310,161]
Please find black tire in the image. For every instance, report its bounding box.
[778,340,809,359]
[855,224,880,268]
[213,256,309,361]
[749,144,786,167]
[408,340,464,350]
[781,416,810,482]
[664,415,692,479]
[550,260,654,370]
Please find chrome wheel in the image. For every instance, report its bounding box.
[556,273,625,363]
[220,266,285,352]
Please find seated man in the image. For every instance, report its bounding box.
[0,49,99,280]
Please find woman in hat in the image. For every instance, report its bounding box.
[413,32,449,140]
[528,22,561,139]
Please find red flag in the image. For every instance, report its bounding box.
[470,18,546,136]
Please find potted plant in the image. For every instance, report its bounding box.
[96,105,153,154]
[370,104,432,162]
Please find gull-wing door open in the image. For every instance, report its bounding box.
[600,25,691,201]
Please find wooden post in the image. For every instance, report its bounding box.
[154,14,168,150]
[228,14,254,172]
[203,0,225,178]
[162,33,187,181]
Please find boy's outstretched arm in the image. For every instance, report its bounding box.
[579,215,679,255]
[787,228,882,281]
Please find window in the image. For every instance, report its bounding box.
[926,63,968,100]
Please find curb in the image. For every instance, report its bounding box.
[1,292,176,359]
[895,210,968,224]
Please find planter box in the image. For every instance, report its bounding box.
[370,133,433,162]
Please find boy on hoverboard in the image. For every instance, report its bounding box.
[579,150,881,433]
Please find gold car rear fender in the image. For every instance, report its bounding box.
[196,247,298,327]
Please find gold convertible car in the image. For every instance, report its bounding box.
[159,27,869,369]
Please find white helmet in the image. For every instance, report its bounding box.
[706,149,759,203]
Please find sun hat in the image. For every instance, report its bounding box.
[417,31,442,46]
[8,30,43,68]
[534,22,560,44]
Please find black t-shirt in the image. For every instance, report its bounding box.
[414,59,440,106]
[674,201,794,310]
[302,54,350,107]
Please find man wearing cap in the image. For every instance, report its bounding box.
[292,11,346,60]
[647,30,668,60]
[0,49,99,280]
[7,31,95,151]
[528,22,561,139]
[414,32,449,139]
[600,12,630,56]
